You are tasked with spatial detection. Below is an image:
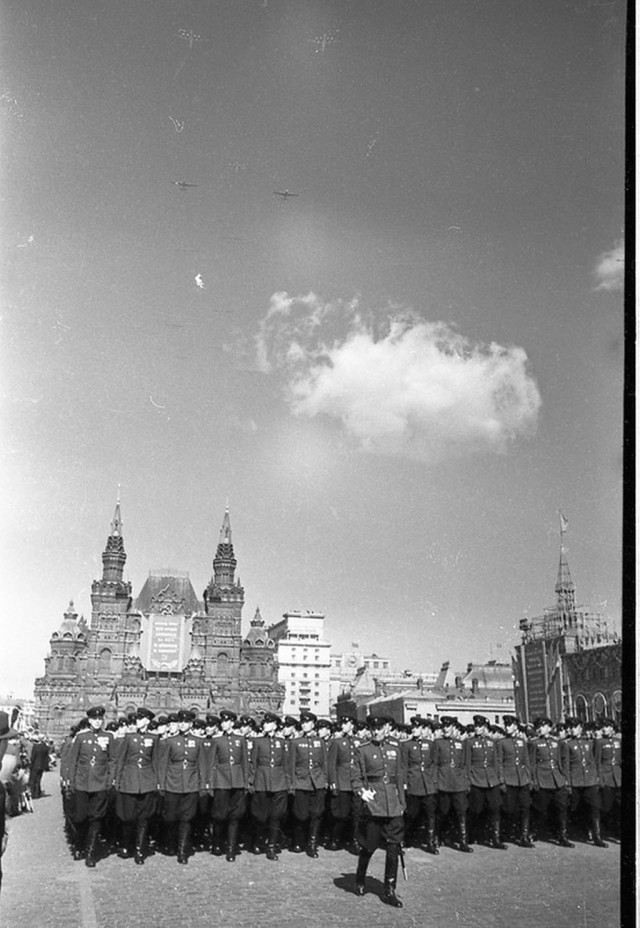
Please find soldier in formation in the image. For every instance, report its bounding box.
[57,705,620,904]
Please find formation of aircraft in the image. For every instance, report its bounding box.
[311,32,337,55]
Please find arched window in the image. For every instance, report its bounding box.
[592,692,607,720]
[217,652,229,676]
[574,694,589,722]
[98,648,112,673]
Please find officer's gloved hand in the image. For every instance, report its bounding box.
[500,783,507,793]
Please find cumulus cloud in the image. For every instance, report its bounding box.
[594,238,624,291]
[255,292,541,461]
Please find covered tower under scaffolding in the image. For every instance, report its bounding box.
[513,516,620,724]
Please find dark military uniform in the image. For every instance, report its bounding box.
[66,713,116,866]
[594,730,621,840]
[114,725,158,862]
[287,727,328,857]
[351,720,406,908]
[155,730,207,863]
[208,725,249,860]
[465,730,505,848]
[528,723,571,846]
[562,721,607,847]
[433,723,472,851]
[401,731,438,853]
[496,725,533,846]
[248,725,291,860]
[327,729,362,850]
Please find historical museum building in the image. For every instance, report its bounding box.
[34,501,284,739]
[512,537,621,724]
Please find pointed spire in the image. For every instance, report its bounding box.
[252,605,264,626]
[219,506,232,546]
[111,487,123,537]
[102,493,126,581]
[212,507,237,588]
[555,542,576,618]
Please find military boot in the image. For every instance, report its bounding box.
[291,822,304,853]
[490,816,508,850]
[211,821,224,856]
[354,848,372,897]
[458,816,473,852]
[326,819,343,851]
[306,819,320,858]
[557,810,574,848]
[226,820,239,862]
[381,845,404,908]
[519,813,534,848]
[134,823,148,865]
[85,821,101,868]
[591,810,609,848]
[425,815,439,855]
[118,823,134,859]
[266,823,280,860]
[177,822,190,864]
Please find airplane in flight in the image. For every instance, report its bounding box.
[311,32,337,55]
[273,189,300,199]
[173,180,198,190]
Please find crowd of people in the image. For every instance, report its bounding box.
[57,704,621,908]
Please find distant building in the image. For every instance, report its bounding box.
[329,645,438,715]
[337,658,514,724]
[0,698,36,732]
[268,611,332,717]
[513,535,620,724]
[34,501,284,740]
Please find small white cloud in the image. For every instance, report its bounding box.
[255,293,542,462]
[594,238,624,291]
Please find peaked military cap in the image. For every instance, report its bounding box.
[136,707,155,721]
[533,716,552,728]
[87,705,106,719]
[262,711,280,725]
[440,716,458,727]
[502,715,518,726]
[409,715,424,727]
[192,718,206,730]
[126,711,138,724]
[300,710,317,723]
[105,721,118,732]
[239,714,255,725]
[283,715,301,728]
[219,708,237,722]
[473,715,489,726]
[156,715,169,726]
[205,714,220,726]
[178,709,196,722]
[565,716,581,728]
[367,715,387,729]
[316,718,333,731]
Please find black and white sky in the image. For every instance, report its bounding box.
[0,0,625,694]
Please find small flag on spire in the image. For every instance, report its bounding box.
[559,511,569,535]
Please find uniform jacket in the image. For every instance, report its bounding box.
[401,738,437,796]
[248,735,290,792]
[562,737,599,788]
[155,733,206,793]
[287,735,328,790]
[29,742,50,774]
[351,739,406,817]
[328,735,360,791]
[464,735,501,788]
[59,736,74,783]
[594,737,621,788]
[115,731,158,794]
[496,735,532,787]
[433,737,469,792]
[67,729,116,792]
[528,736,566,789]
[208,733,248,789]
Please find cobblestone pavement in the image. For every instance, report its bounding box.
[1,773,622,928]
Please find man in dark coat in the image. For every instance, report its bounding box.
[248,712,290,860]
[114,707,158,864]
[496,715,534,847]
[351,716,406,908]
[65,706,116,867]
[28,734,50,799]
[287,711,328,858]
[207,708,248,862]
[155,709,206,864]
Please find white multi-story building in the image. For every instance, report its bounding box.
[268,611,332,717]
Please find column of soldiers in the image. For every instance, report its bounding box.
[58,705,621,907]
